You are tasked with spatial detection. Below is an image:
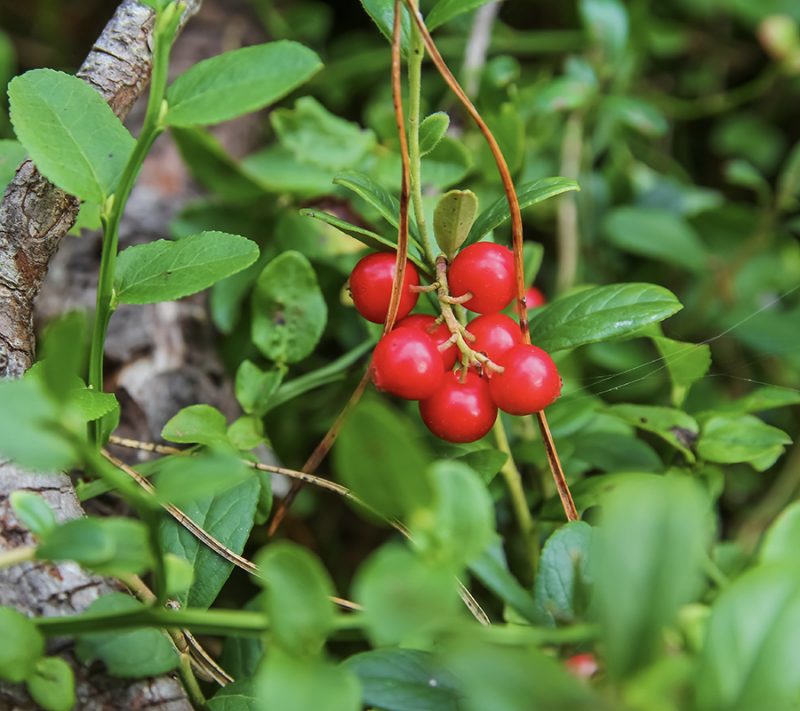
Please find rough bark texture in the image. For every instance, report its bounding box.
[0,1,201,708]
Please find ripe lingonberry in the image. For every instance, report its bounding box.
[489,344,561,415]
[419,371,497,443]
[448,242,515,314]
[466,313,522,363]
[349,252,419,324]
[564,653,598,680]
[372,327,443,400]
[525,286,546,310]
[397,314,457,370]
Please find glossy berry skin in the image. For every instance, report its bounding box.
[466,313,522,363]
[525,286,546,310]
[419,371,497,443]
[372,328,443,400]
[397,314,457,370]
[349,252,419,324]
[490,344,561,415]
[448,242,515,314]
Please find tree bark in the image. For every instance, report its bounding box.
[0,1,201,708]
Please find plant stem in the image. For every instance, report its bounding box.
[407,1,437,267]
[0,545,36,570]
[555,111,583,295]
[178,653,207,708]
[88,5,179,443]
[493,417,538,579]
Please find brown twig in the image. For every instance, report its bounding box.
[402,1,578,522]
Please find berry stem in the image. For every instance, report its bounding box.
[434,255,503,375]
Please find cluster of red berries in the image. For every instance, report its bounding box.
[348,244,561,443]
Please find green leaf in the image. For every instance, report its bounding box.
[466,177,579,245]
[343,648,461,711]
[759,502,800,565]
[256,542,335,655]
[571,432,662,472]
[718,386,800,415]
[227,415,265,450]
[251,251,327,364]
[452,447,508,483]
[8,69,134,202]
[442,636,595,711]
[777,139,800,210]
[596,476,710,679]
[359,0,411,54]
[154,451,254,505]
[26,657,75,711]
[272,96,375,170]
[299,208,429,274]
[469,544,539,623]
[163,554,194,597]
[427,0,496,30]
[0,607,45,682]
[579,0,629,60]
[603,207,707,272]
[534,77,596,113]
[602,96,667,137]
[0,377,77,472]
[171,127,265,203]
[354,543,459,646]
[267,339,375,412]
[39,311,86,401]
[37,517,153,576]
[334,170,419,241]
[115,231,259,305]
[207,679,258,711]
[257,649,360,711]
[531,283,683,353]
[606,404,699,462]
[0,138,25,193]
[433,189,478,259]
[419,112,450,156]
[421,136,472,190]
[165,41,322,127]
[241,145,334,198]
[697,415,791,468]
[160,477,259,608]
[411,461,494,567]
[10,491,56,538]
[334,398,432,519]
[161,404,229,447]
[67,385,119,423]
[652,336,711,406]
[697,565,800,710]
[75,593,179,678]
[534,521,595,627]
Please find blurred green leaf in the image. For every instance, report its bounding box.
[272,96,375,170]
[235,361,284,418]
[697,415,791,469]
[334,399,432,519]
[26,657,75,711]
[652,336,711,406]
[251,251,327,364]
[0,139,25,193]
[207,678,257,711]
[153,451,254,505]
[354,543,459,646]
[596,476,710,679]
[0,607,44,683]
[427,0,496,30]
[75,594,179,678]
[580,0,629,60]
[532,284,683,353]
[606,404,699,462]
[759,502,800,565]
[256,542,336,656]
[344,648,461,710]
[603,207,707,273]
[165,42,322,127]
[9,492,56,539]
[697,564,800,710]
[162,404,229,447]
[468,544,539,623]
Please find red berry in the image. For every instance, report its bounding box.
[489,344,561,415]
[525,286,546,310]
[419,371,497,443]
[448,242,516,314]
[349,252,419,324]
[397,314,457,370]
[372,328,443,400]
[564,653,598,679]
[466,313,522,363]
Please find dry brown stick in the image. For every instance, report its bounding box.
[403,2,578,522]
